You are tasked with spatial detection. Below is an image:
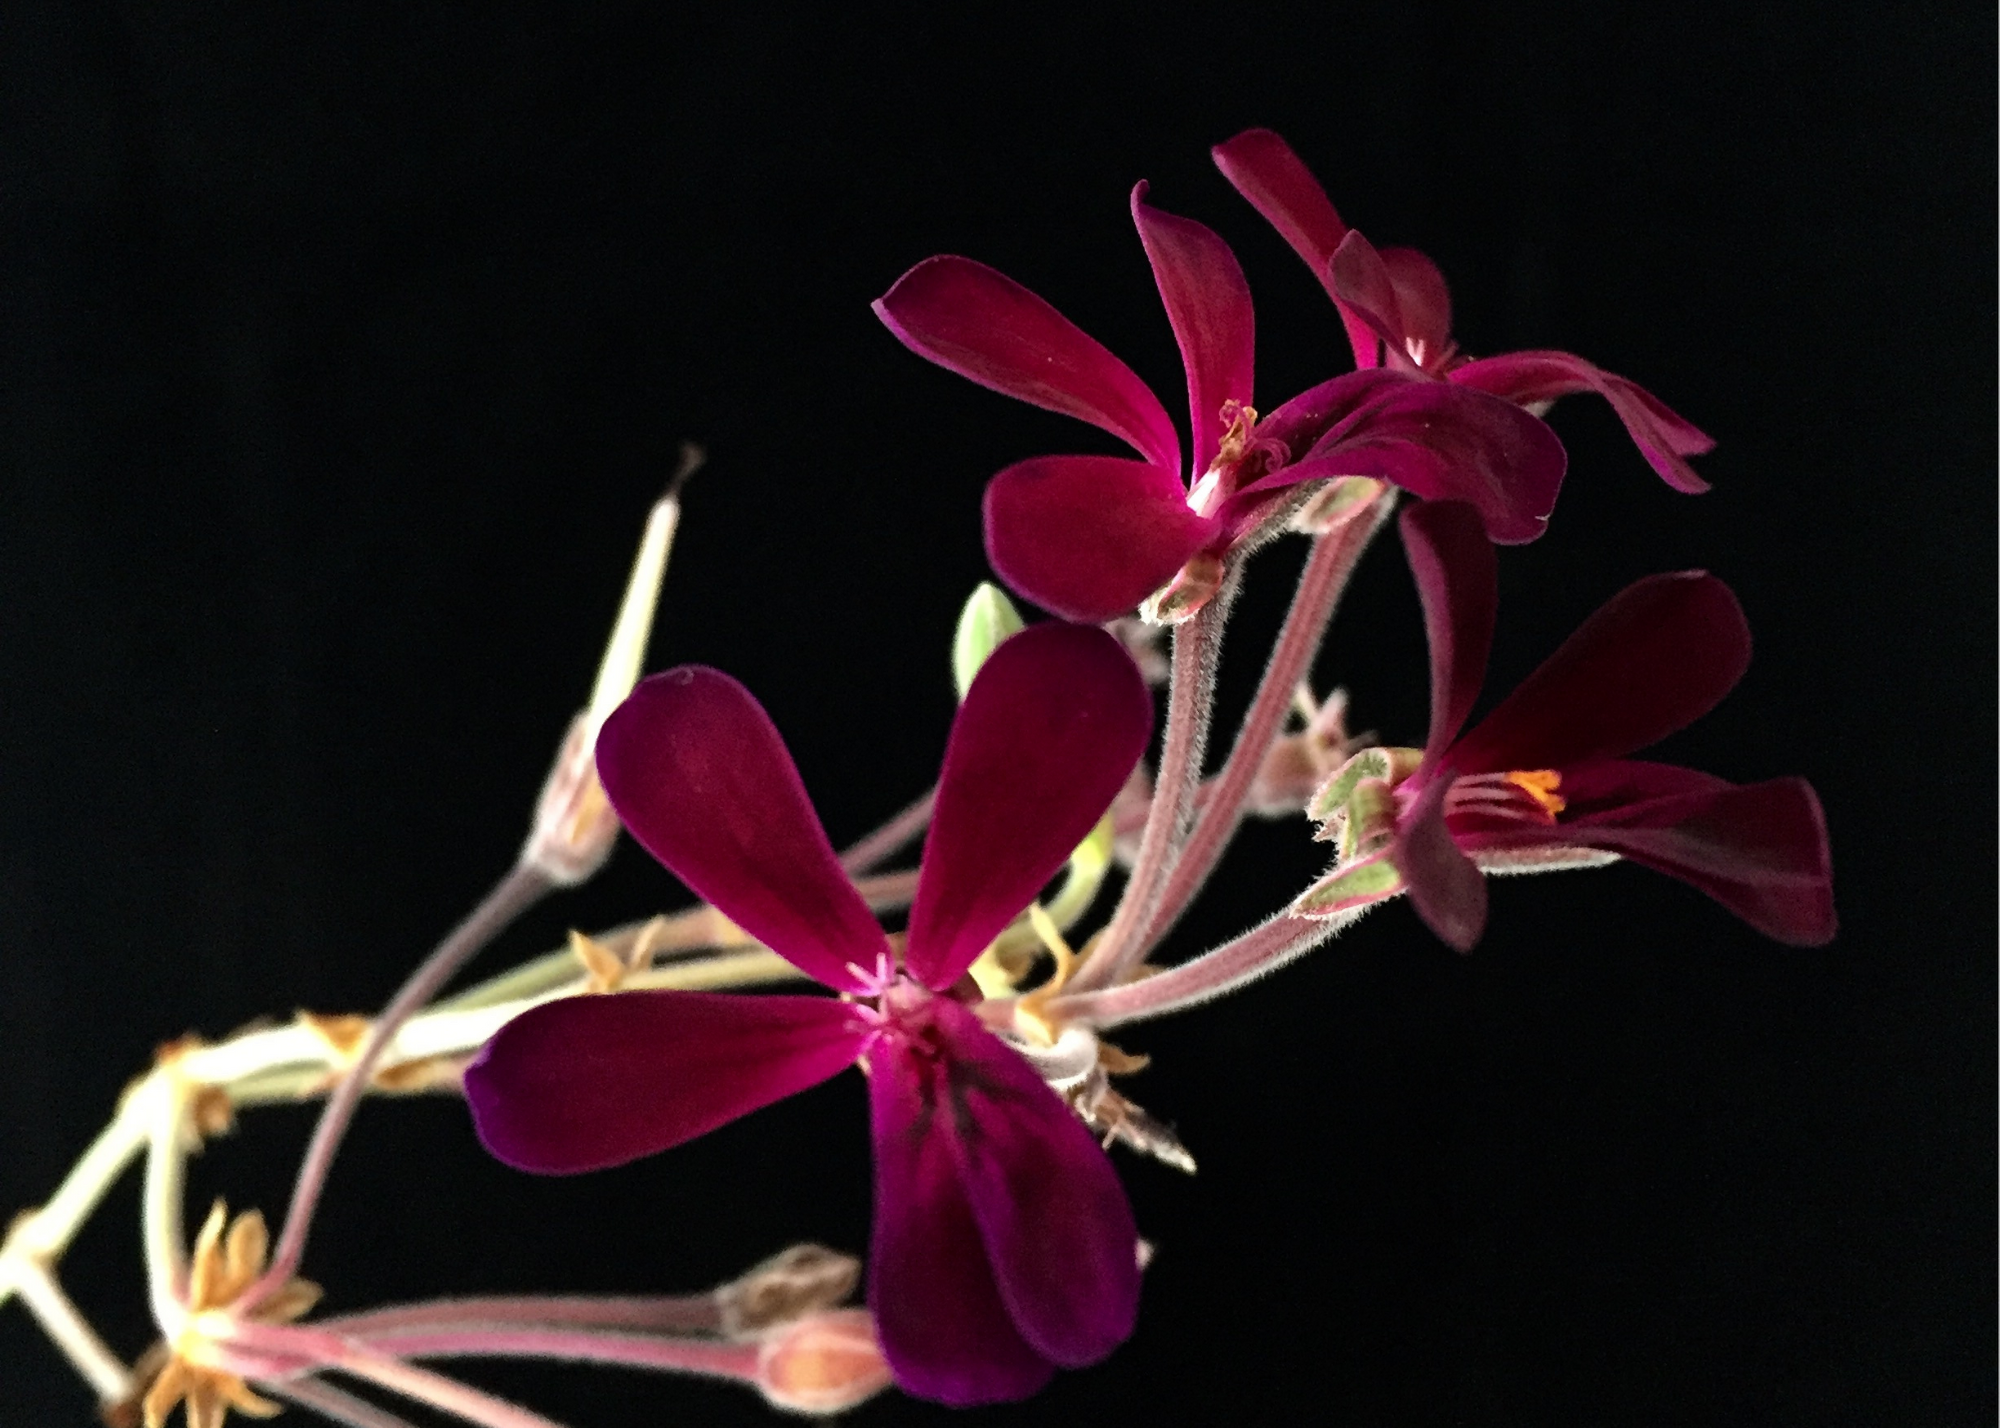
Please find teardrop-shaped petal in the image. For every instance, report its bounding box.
[1393,775,1490,952]
[597,668,885,992]
[1295,377,1567,544]
[1131,183,1256,474]
[1399,501,1498,764]
[465,992,872,1174]
[1451,351,1715,494]
[1447,572,1751,776]
[1210,127,1379,369]
[874,256,1181,471]
[907,623,1153,989]
[868,1023,1054,1405]
[1328,231,1411,362]
[983,454,1219,623]
[1565,775,1836,946]
[1380,246,1454,368]
[924,999,1142,1365]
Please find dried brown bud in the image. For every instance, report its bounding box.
[715,1244,862,1340]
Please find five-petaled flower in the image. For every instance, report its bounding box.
[873,185,1567,624]
[1298,500,1835,951]
[1213,128,1718,494]
[464,621,1154,1405]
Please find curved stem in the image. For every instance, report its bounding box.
[1138,498,1393,957]
[250,862,552,1307]
[1051,903,1381,1028]
[1069,596,1231,994]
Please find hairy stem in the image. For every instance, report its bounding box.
[317,1293,722,1340]
[1139,497,1393,955]
[1052,903,1381,1028]
[1070,594,1231,994]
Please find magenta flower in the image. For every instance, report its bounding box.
[1319,499,1834,952]
[873,186,1566,623]
[463,622,1153,1405]
[1213,128,1717,493]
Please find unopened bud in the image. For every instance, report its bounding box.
[1293,849,1404,919]
[1139,552,1226,625]
[715,1244,862,1340]
[1288,476,1387,535]
[951,582,1026,700]
[755,1309,894,1415]
[520,712,620,885]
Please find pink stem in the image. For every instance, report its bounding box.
[249,862,552,1308]
[1069,596,1231,994]
[1138,498,1392,955]
[851,867,921,911]
[316,1293,721,1340]
[839,787,936,874]
[332,1348,573,1428]
[346,1326,762,1385]
[1051,905,1379,1028]
[262,1376,424,1428]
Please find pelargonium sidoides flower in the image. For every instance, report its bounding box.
[1213,127,1717,493]
[1300,500,1835,951]
[873,186,1566,622]
[464,622,1152,1405]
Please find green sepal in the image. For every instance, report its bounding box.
[1307,747,1394,825]
[1292,851,1404,919]
[951,582,1026,701]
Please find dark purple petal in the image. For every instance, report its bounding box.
[1131,183,1256,473]
[1328,231,1411,359]
[1399,501,1498,763]
[1296,378,1567,545]
[465,992,871,1174]
[1380,247,1454,367]
[983,454,1218,623]
[926,999,1142,1366]
[598,669,886,992]
[1448,760,1727,845]
[1210,128,1379,369]
[1394,775,1489,952]
[1567,775,1837,946]
[868,1022,1054,1405]
[1447,573,1752,776]
[1451,351,1715,494]
[874,256,1180,471]
[907,623,1153,990]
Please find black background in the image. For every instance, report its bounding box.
[2,4,1992,1425]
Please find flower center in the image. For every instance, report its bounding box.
[1445,769,1567,823]
[1187,401,1289,519]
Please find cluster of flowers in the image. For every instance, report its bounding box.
[463,129,1837,1408]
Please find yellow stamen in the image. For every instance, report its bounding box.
[1503,769,1567,818]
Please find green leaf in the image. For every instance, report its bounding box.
[951,582,1026,701]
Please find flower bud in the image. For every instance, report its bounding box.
[951,582,1026,700]
[714,1244,862,1340]
[1288,476,1388,535]
[1139,552,1226,625]
[754,1309,894,1415]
